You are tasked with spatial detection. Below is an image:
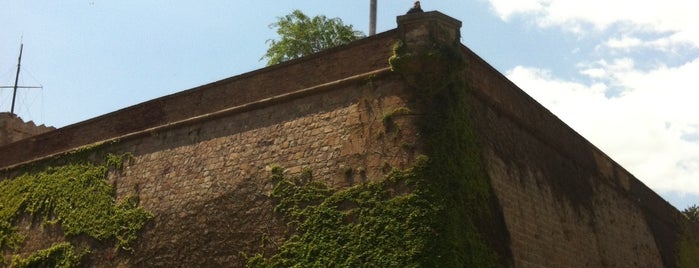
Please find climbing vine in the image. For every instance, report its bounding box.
[678,232,699,268]
[677,212,699,268]
[248,158,438,267]
[0,153,152,266]
[391,39,508,267]
[248,38,510,267]
[9,242,85,268]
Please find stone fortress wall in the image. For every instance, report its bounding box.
[0,11,693,267]
[0,112,54,147]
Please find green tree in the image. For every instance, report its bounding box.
[683,204,699,222]
[262,10,365,65]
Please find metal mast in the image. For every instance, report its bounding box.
[10,43,24,114]
[1,43,43,115]
[369,0,377,35]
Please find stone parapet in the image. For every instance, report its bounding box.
[397,11,462,52]
[0,112,54,147]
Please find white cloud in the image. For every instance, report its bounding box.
[601,33,697,53]
[487,0,547,20]
[505,61,699,196]
[487,0,699,201]
[604,36,643,50]
[488,0,699,48]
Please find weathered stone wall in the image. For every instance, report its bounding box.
[108,73,419,266]
[0,11,693,267]
[0,28,418,266]
[0,112,54,147]
[0,30,398,169]
[4,71,421,266]
[461,44,683,267]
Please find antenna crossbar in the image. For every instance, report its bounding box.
[1,43,43,114]
[0,86,43,89]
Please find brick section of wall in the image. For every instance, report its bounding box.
[0,112,54,147]
[0,30,399,169]
[461,44,680,267]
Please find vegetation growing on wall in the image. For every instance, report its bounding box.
[248,38,510,267]
[678,230,699,268]
[0,153,152,266]
[248,160,437,267]
[678,205,699,268]
[9,242,85,268]
[391,38,511,267]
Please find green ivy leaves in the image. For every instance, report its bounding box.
[0,154,152,266]
[249,161,436,268]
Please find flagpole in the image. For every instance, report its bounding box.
[11,43,23,115]
[369,0,377,35]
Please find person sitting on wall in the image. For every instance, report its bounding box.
[407,1,423,14]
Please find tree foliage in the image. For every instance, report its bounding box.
[683,204,699,222]
[262,10,365,65]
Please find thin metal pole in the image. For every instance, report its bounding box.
[11,43,23,115]
[369,0,377,35]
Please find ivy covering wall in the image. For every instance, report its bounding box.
[247,160,435,267]
[677,222,699,267]
[0,153,152,267]
[248,39,511,267]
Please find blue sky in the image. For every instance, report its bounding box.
[1,0,697,211]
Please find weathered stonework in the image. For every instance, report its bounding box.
[0,112,54,147]
[108,75,420,266]
[0,11,695,267]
